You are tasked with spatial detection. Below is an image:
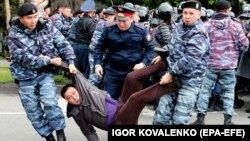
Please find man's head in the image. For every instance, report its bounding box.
[216,0,231,14]
[61,84,80,105]
[157,2,173,21]
[113,5,137,31]
[181,0,202,25]
[57,2,67,13]
[103,7,116,23]
[18,3,38,31]
[62,5,72,18]
[96,6,106,19]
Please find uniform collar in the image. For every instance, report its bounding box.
[13,18,46,34]
[128,22,136,32]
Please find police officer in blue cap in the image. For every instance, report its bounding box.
[94,5,155,100]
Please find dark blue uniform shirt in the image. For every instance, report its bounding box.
[94,22,155,100]
[94,22,155,76]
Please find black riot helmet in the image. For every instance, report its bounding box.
[139,6,148,13]
[177,1,185,14]
[201,7,208,22]
[242,4,250,13]
[206,9,215,18]
[230,11,235,18]
[138,9,149,22]
[134,4,140,10]
[157,2,173,21]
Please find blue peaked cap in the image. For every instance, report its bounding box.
[80,0,96,12]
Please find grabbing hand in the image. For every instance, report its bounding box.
[95,65,103,78]
[133,63,145,70]
[159,73,173,85]
[50,57,62,66]
[151,56,162,64]
[69,64,78,74]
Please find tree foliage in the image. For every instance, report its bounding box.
[0,0,246,33]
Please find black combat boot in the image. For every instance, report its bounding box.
[45,133,56,141]
[190,113,205,125]
[56,129,66,141]
[224,114,235,125]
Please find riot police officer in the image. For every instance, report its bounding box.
[154,2,174,47]
[153,0,210,125]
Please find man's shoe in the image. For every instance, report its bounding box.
[224,114,235,125]
[190,113,205,125]
[45,133,56,141]
[56,129,66,141]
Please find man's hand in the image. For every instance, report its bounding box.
[95,65,103,78]
[160,73,173,85]
[151,56,162,64]
[133,63,145,70]
[50,57,62,66]
[69,64,77,74]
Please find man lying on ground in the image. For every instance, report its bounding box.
[61,61,178,141]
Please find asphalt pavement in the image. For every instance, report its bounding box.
[1,59,250,141]
[0,87,250,141]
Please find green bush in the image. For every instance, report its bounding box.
[0,67,13,83]
[0,67,71,84]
